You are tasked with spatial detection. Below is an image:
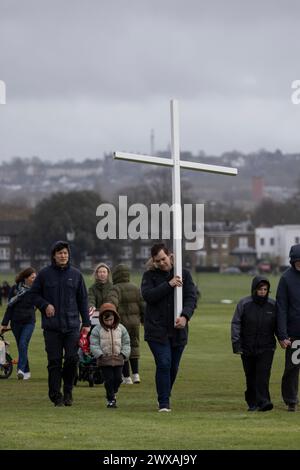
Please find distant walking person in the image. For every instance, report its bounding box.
[231,276,277,412]
[141,243,197,412]
[276,244,300,412]
[90,302,131,408]
[0,268,37,380]
[30,241,91,407]
[106,264,144,384]
[2,281,11,304]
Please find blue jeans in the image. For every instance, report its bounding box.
[147,339,185,409]
[11,322,35,373]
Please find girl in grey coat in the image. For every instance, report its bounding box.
[90,302,130,408]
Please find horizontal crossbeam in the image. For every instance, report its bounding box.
[114,151,237,176]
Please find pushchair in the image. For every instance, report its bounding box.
[75,311,103,387]
[0,330,14,379]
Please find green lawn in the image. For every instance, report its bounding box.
[0,272,298,450]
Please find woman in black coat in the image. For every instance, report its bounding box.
[0,267,37,380]
[231,276,277,411]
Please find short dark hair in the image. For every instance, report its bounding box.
[52,241,69,254]
[15,267,36,284]
[151,243,170,258]
[257,282,269,289]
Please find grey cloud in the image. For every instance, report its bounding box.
[0,0,300,160]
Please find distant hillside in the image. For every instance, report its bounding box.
[0,149,299,207]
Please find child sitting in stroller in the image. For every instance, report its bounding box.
[76,308,103,387]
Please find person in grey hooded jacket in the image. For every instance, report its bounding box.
[231,276,277,412]
[276,243,300,411]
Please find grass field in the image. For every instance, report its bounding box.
[0,272,299,450]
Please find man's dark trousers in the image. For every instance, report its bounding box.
[241,350,274,408]
[43,329,79,402]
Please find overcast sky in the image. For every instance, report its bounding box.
[1,0,300,162]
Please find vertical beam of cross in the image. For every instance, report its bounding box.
[170,100,183,317]
[114,99,238,323]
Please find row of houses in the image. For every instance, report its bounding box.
[0,220,298,273]
[194,222,300,271]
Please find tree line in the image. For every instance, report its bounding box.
[1,183,300,267]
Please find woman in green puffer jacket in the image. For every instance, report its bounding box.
[106,264,144,384]
[88,263,113,316]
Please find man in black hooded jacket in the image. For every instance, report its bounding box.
[277,243,300,412]
[231,276,277,412]
[30,241,90,406]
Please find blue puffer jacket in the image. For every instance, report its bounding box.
[276,244,300,340]
[30,241,90,332]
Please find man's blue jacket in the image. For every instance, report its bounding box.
[30,245,90,332]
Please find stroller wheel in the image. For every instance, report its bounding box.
[78,363,84,381]
[0,354,13,379]
[94,368,104,385]
[74,372,78,386]
[88,371,94,387]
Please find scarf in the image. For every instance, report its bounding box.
[8,283,31,307]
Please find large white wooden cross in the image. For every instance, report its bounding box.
[114,99,238,323]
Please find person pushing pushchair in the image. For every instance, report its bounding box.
[76,310,103,387]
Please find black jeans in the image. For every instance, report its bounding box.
[122,358,139,376]
[43,329,79,402]
[241,350,274,408]
[100,366,123,401]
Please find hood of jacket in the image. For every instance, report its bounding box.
[251,275,270,305]
[251,275,270,294]
[112,264,130,284]
[99,302,120,329]
[93,262,111,280]
[145,257,155,271]
[290,244,300,267]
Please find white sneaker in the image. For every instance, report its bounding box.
[122,376,133,385]
[158,408,171,412]
[23,372,31,380]
[132,373,140,384]
[17,370,25,380]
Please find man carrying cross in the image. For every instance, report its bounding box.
[114,99,237,411]
[141,242,197,412]
[114,100,237,323]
